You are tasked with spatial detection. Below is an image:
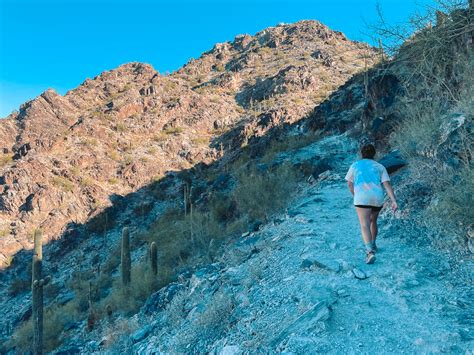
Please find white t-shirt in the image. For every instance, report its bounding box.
[345,159,390,207]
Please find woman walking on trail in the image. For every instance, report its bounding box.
[345,143,398,264]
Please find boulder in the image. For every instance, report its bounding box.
[378,150,407,174]
[436,112,472,167]
[141,283,185,315]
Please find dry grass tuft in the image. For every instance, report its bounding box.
[233,161,300,222]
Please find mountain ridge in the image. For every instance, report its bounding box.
[0,19,380,267]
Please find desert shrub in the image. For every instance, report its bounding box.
[147,146,158,155]
[122,154,134,166]
[260,131,321,163]
[164,289,189,327]
[233,162,300,221]
[68,276,93,313]
[191,136,211,145]
[80,176,95,188]
[145,206,223,267]
[174,291,235,351]
[214,63,225,72]
[0,153,13,166]
[43,282,62,301]
[208,193,238,223]
[101,247,121,275]
[51,176,74,192]
[42,305,76,351]
[8,318,33,353]
[108,150,121,162]
[8,278,30,296]
[9,300,78,353]
[69,166,81,177]
[432,165,474,224]
[292,97,304,105]
[120,84,131,92]
[390,98,446,157]
[115,123,127,132]
[258,46,272,56]
[187,210,223,250]
[86,208,119,234]
[81,138,98,147]
[195,291,234,336]
[0,227,9,239]
[133,202,154,217]
[153,133,168,142]
[163,126,183,135]
[108,177,119,184]
[101,318,138,351]
[102,262,173,316]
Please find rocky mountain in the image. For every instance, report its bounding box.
[0,20,379,267]
[1,8,472,354]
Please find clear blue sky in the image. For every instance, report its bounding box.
[0,0,436,118]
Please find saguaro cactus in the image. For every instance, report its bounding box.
[87,281,95,331]
[149,242,158,276]
[105,304,113,320]
[32,229,50,355]
[208,238,215,261]
[121,227,131,286]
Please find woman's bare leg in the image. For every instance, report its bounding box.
[370,210,380,244]
[355,207,372,247]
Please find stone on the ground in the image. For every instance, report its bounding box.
[352,268,368,280]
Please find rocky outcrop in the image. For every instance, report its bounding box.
[0,21,379,267]
[436,112,473,167]
[304,72,402,140]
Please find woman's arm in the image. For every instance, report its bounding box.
[382,181,398,211]
[347,181,354,196]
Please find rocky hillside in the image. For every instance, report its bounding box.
[110,136,472,353]
[1,7,472,353]
[0,20,379,267]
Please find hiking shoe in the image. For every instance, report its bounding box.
[366,251,376,264]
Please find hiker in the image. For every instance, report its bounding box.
[345,143,398,264]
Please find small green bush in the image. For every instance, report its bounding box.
[0,227,10,237]
[191,136,211,145]
[214,63,225,72]
[163,126,183,135]
[8,278,30,296]
[433,165,474,225]
[115,123,127,132]
[51,176,74,192]
[0,154,13,167]
[80,176,95,188]
[233,162,299,221]
[153,133,168,142]
[108,177,119,185]
[108,150,121,162]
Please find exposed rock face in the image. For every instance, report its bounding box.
[0,20,380,267]
[304,72,403,139]
[436,112,473,166]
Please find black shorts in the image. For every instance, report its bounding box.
[354,205,383,212]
